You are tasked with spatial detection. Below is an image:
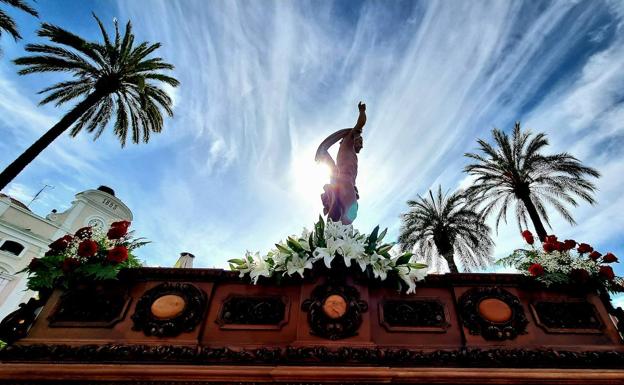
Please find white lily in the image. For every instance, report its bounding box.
[395,265,427,294]
[340,237,366,268]
[286,252,313,278]
[372,256,392,280]
[249,252,271,284]
[270,249,289,271]
[312,247,334,268]
[325,220,350,240]
[356,252,380,272]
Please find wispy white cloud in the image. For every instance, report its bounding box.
[1,1,622,274]
[106,0,624,270]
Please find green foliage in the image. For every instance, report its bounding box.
[0,0,38,44]
[13,13,179,146]
[464,122,600,233]
[399,185,494,272]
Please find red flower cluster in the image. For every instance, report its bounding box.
[48,235,73,252]
[77,239,99,258]
[75,226,93,239]
[107,220,131,240]
[519,232,620,283]
[521,230,534,245]
[539,234,578,253]
[107,246,129,264]
[528,263,544,276]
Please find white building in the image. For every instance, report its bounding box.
[0,186,132,319]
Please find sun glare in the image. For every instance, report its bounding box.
[291,155,332,207]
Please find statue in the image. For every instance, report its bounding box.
[315,102,366,225]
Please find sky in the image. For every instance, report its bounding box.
[1,0,624,299]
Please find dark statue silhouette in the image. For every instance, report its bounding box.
[315,102,366,224]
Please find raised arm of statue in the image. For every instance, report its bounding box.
[353,102,366,132]
[315,128,351,175]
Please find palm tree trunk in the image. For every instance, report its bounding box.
[442,253,459,273]
[520,195,548,242]
[0,91,103,192]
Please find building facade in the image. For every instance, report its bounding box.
[0,186,132,319]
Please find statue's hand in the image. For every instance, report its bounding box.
[358,101,366,112]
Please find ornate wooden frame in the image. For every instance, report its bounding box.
[216,295,290,330]
[378,297,450,333]
[531,299,604,334]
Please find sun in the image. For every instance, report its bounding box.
[291,153,332,207]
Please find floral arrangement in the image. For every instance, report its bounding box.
[21,221,145,291]
[497,230,623,292]
[229,217,427,293]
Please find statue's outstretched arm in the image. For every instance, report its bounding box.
[354,102,366,132]
[315,128,351,169]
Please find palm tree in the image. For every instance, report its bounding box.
[0,14,179,190]
[399,186,494,274]
[464,122,600,242]
[0,0,38,52]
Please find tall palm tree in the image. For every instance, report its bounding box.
[464,122,599,242]
[0,0,38,52]
[0,14,179,190]
[399,186,494,274]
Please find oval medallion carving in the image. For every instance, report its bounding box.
[151,294,186,320]
[478,298,512,323]
[323,294,347,319]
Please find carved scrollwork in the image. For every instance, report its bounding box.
[380,298,449,332]
[458,287,528,341]
[216,295,288,330]
[2,343,624,368]
[131,282,206,337]
[531,301,603,334]
[301,282,368,340]
[48,282,130,327]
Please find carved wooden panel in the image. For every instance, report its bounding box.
[531,300,604,334]
[458,287,528,341]
[48,282,130,328]
[301,282,368,340]
[216,295,289,330]
[379,298,449,332]
[131,282,206,337]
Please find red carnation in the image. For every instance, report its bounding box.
[599,265,615,281]
[111,220,131,230]
[528,263,545,277]
[603,253,619,263]
[570,268,590,284]
[589,251,602,261]
[577,243,593,254]
[543,242,556,253]
[48,235,73,252]
[563,240,576,251]
[521,230,534,245]
[28,258,41,270]
[555,242,566,252]
[61,257,81,272]
[77,239,99,258]
[107,246,129,264]
[545,235,558,244]
[107,226,128,239]
[75,226,93,239]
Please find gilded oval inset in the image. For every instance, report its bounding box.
[322,294,348,319]
[478,298,512,323]
[151,294,186,320]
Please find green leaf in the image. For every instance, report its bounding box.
[227,258,245,265]
[395,252,413,266]
[408,262,428,269]
[366,225,379,254]
[275,243,291,254]
[377,228,388,243]
[287,237,305,253]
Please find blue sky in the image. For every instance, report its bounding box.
[1,0,624,287]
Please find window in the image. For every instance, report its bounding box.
[0,240,25,256]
